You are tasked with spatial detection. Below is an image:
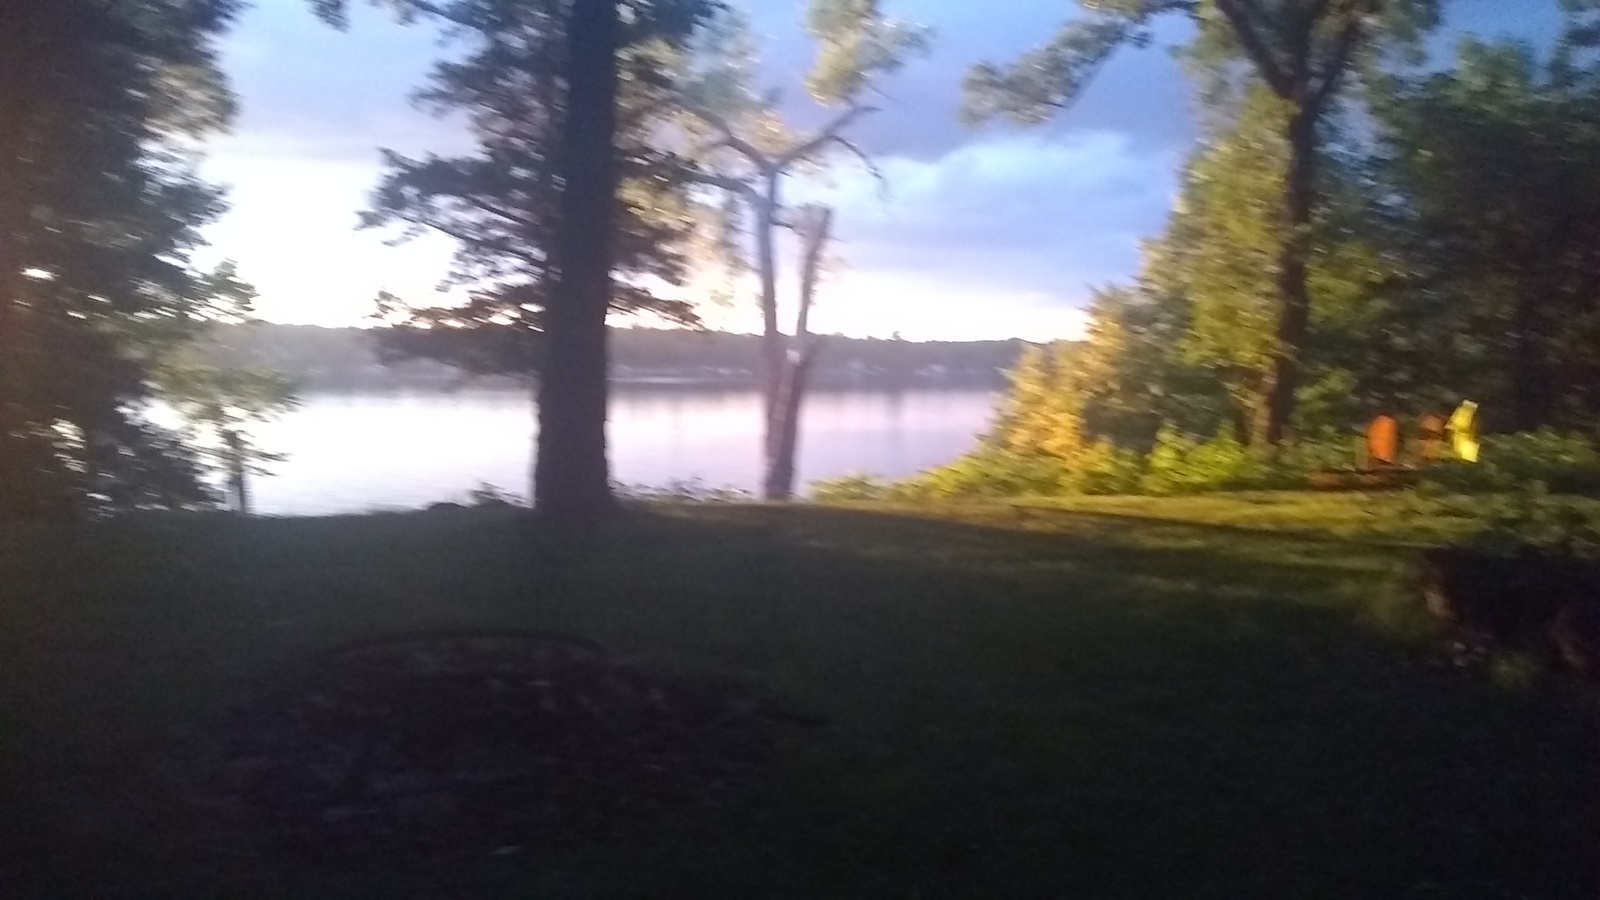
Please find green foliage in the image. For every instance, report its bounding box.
[672,0,929,501]
[617,478,755,503]
[1068,441,1147,495]
[1377,38,1600,431]
[892,449,1070,500]
[966,0,1448,447]
[908,412,1600,504]
[1418,431,1600,495]
[1446,484,1600,558]
[805,0,931,104]
[1140,429,1249,495]
[1174,88,1286,432]
[884,425,1375,500]
[955,3,1600,488]
[146,263,297,482]
[963,1,1176,126]
[361,0,713,380]
[0,0,245,518]
[676,0,929,280]
[808,473,895,503]
[1135,429,1359,495]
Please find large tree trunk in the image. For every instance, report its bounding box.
[534,0,619,520]
[0,131,26,519]
[0,5,45,518]
[764,206,831,501]
[1258,106,1317,448]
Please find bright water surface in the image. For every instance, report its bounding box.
[249,387,999,516]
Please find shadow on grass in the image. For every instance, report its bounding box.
[1,504,1596,899]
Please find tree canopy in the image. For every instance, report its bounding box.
[0,0,247,517]
[674,0,929,498]
[361,0,712,377]
[965,0,1443,446]
[932,0,1600,501]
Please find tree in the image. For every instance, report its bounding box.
[765,204,835,499]
[978,88,1429,468]
[0,0,243,518]
[986,343,1093,462]
[676,1,928,499]
[534,0,622,517]
[147,264,296,515]
[349,0,709,509]
[965,0,1441,446]
[1154,84,1413,439]
[1378,38,1600,432]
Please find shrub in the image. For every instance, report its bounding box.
[896,449,1068,499]
[617,479,753,503]
[864,429,1375,501]
[467,483,523,507]
[1138,429,1305,495]
[1419,429,1600,494]
[810,474,894,503]
[1069,441,1146,495]
[1458,485,1600,558]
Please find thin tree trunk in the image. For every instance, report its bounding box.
[225,429,250,514]
[1229,401,1251,448]
[1259,106,1317,448]
[764,206,831,501]
[528,373,540,503]
[755,175,784,498]
[1509,288,1550,431]
[534,0,618,520]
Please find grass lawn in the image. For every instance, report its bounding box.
[1,495,1596,898]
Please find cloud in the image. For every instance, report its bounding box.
[747,0,1198,161]
[803,132,1180,303]
[200,0,1562,339]
[686,132,1178,341]
[214,1,469,162]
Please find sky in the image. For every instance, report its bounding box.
[199,0,1560,342]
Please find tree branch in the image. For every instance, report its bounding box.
[832,135,888,200]
[1308,8,1369,113]
[683,168,761,203]
[680,102,773,171]
[1216,0,1293,97]
[776,102,876,169]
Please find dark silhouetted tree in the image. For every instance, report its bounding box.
[147,263,296,515]
[0,0,244,518]
[319,0,710,517]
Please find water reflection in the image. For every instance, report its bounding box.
[249,387,998,516]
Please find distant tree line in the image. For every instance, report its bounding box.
[202,324,1025,391]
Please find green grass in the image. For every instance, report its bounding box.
[2,496,1596,898]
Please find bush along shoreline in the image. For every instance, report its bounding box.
[815,428,1600,502]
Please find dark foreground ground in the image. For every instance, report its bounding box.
[1,497,1595,898]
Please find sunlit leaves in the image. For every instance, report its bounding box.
[964,14,1159,126]
[804,0,931,104]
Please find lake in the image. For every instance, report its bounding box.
[248,387,1000,516]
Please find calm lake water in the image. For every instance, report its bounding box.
[249,387,999,516]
